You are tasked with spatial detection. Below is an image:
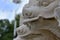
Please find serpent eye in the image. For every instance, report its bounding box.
[25,13,28,16]
[18,30,20,33]
[25,12,32,16]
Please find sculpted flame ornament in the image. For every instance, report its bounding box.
[14,0,60,40]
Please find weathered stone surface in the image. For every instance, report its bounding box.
[28,18,60,38]
[14,0,60,40]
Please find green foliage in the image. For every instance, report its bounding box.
[13,0,21,4]
[1,33,13,40]
[0,14,20,40]
[15,14,20,27]
[0,19,13,40]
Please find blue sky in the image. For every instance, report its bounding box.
[0,0,29,21]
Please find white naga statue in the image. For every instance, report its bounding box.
[14,0,60,40]
[23,0,60,26]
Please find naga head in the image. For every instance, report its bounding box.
[16,24,31,37]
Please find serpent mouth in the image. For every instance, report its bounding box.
[23,15,55,23]
[23,17,39,24]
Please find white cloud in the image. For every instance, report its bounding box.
[3,0,12,3]
[0,10,14,21]
[0,10,8,19]
[10,0,13,2]
[0,0,29,21]
[16,0,29,13]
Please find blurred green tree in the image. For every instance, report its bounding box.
[15,14,20,27]
[0,19,13,40]
[0,14,20,40]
